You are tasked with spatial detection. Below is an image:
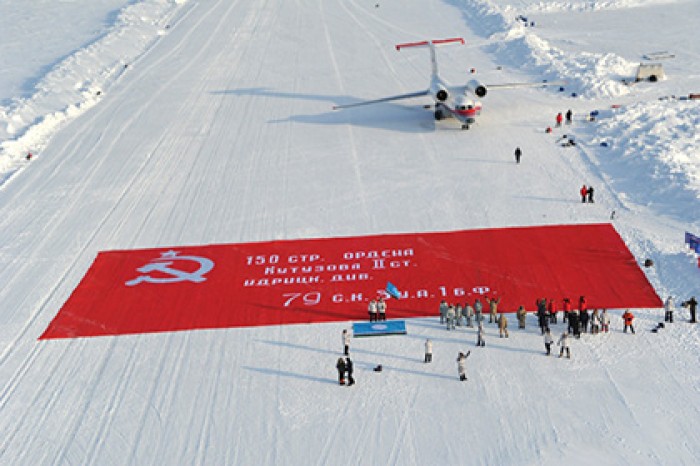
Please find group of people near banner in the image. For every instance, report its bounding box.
[341,292,698,384]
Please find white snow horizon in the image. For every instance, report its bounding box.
[1,0,699,464]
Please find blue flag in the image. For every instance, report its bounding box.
[386,282,401,299]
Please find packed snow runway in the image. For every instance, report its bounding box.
[0,0,699,464]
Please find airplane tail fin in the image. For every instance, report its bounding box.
[396,38,464,78]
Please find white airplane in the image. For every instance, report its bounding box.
[333,37,561,130]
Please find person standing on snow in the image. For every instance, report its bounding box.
[587,186,595,203]
[591,309,601,334]
[580,185,588,203]
[548,298,557,324]
[516,305,527,329]
[664,296,674,323]
[558,331,571,358]
[342,329,351,355]
[684,296,698,323]
[515,147,522,164]
[446,304,456,330]
[622,310,635,334]
[474,298,483,325]
[498,313,509,338]
[562,297,572,323]
[455,304,464,327]
[565,109,573,124]
[336,357,346,385]
[544,328,554,355]
[457,351,471,381]
[580,308,590,333]
[439,300,448,324]
[377,297,387,321]
[486,296,501,324]
[601,308,610,332]
[476,323,486,347]
[424,338,433,363]
[465,302,474,327]
[345,357,355,386]
[537,298,548,335]
[368,299,378,322]
[569,310,581,338]
[556,112,563,127]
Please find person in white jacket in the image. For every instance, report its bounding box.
[424,339,433,363]
[342,329,351,355]
[457,351,471,381]
[465,303,474,327]
[558,331,571,359]
[446,305,456,330]
[476,323,485,347]
[601,309,610,333]
[664,296,674,323]
[368,299,378,322]
[544,328,554,355]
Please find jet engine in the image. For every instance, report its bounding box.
[430,82,449,102]
[466,79,487,98]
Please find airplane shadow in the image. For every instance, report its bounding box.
[211,88,437,133]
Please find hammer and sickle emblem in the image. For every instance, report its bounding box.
[125,250,214,286]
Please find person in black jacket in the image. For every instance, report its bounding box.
[683,296,697,323]
[514,147,522,164]
[345,357,355,386]
[580,309,590,333]
[569,311,581,338]
[336,357,346,385]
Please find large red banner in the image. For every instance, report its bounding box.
[40,224,661,339]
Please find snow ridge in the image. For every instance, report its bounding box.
[0,0,191,187]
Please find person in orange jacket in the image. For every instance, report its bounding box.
[622,310,635,334]
[580,185,588,203]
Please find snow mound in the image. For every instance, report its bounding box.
[584,99,700,218]
[462,0,638,98]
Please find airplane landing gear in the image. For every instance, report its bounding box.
[434,110,444,121]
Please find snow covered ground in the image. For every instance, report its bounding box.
[0,0,698,464]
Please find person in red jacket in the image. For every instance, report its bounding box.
[622,310,635,334]
[548,298,557,324]
[580,185,588,203]
[556,112,563,127]
[562,297,572,323]
[578,295,587,312]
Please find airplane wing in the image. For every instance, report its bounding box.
[484,81,566,90]
[333,90,430,110]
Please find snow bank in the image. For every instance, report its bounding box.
[461,0,637,98]
[0,0,191,187]
[586,99,700,212]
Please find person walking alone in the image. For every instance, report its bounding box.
[515,147,522,164]
[342,329,350,355]
[424,338,433,363]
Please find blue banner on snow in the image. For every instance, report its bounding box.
[353,320,407,337]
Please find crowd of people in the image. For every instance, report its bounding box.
[338,293,698,384]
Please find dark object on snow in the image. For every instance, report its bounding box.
[644,258,654,267]
[651,322,665,333]
[601,141,609,147]
[373,364,383,372]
